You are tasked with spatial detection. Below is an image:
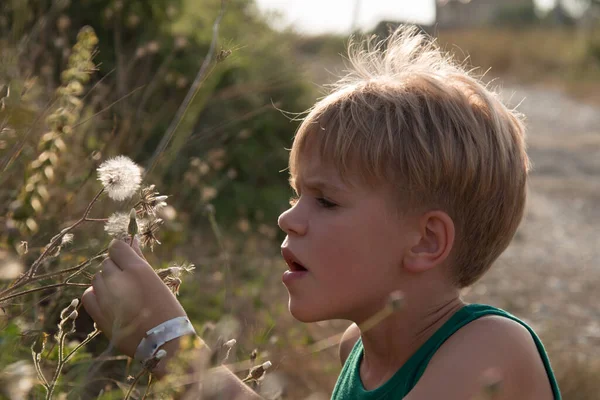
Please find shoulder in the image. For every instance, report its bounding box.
[338,322,360,366]
[406,315,555,400]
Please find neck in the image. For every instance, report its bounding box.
[357,289,464,390]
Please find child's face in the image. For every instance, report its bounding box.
[278,153,418,323]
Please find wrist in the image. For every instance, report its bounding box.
[134,316,195,362]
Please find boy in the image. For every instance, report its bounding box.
[82,26,561,399]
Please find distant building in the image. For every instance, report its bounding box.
[435,0,534,28]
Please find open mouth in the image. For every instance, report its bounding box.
[289,261,308,272]
[281,248,308,272]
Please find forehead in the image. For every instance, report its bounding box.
[292,153,348,189]
[289,102,394,195]
[291,128,360,184]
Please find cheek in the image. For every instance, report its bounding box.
[336,218,402,274]
[313,220,386,273]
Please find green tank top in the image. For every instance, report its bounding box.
[331,304,561,399]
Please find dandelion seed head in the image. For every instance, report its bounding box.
[139,217,163,251]
[97,156,142,201]
[138,186,170,217]
[17,241,28,256]
[164,276,182,295]
[388,290,404,311]
[105,212,132,239]
[61,233,74,245]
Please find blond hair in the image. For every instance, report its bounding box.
[288,26,530,288]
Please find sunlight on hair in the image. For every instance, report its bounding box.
[289,25,530,288]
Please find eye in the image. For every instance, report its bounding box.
[317,197,337,208]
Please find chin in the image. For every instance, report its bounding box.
[288,297,337,323]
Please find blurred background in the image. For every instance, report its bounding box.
[0,0,599,399]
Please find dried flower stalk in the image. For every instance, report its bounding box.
[12,26,98,234]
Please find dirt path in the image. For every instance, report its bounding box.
[462,84,600,359]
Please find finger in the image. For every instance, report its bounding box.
[108,239,147,271]
[91,272,110,308]
[81,287,111,335]
[101,257,122,276]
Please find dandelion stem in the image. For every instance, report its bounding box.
[358,303,396,333]
[0,282,89,304]
[124,369,146,400]
[142,374,154,400]
[25,187,105,279]
[82,187,106,219]
[0,185,106,299]
[46,330,67,400]
[64,328,101,363]
[28,188,104,279]
[84,217,109,222]
[305,292,403,354]
[31,348,49,388]
[0,252,105,298]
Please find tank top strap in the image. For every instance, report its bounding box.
[331,303,561,399]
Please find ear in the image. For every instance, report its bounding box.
[404,210,455,273]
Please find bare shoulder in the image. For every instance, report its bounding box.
[338,322,360,366]
[406,315,555,400]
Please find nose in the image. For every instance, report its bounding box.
[278,202,307,236]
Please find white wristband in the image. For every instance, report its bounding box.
[134,316,196,362]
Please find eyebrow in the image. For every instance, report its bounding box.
[295,177,349,194]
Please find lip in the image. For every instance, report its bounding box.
[281,247,309,285]
[281,247,309,272]
[282,269,309,285]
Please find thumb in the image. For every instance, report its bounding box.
[131,237,147,261]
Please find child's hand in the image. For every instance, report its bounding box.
[82,239,188,358]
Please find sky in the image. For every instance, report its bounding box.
[254,0,580,35]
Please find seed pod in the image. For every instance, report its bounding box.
[142,349,168,371]
[155,349,167,360]
[32,332,49,355]
[59,311,77,333]
[243,361,272,382]
[59,299,78,320]
[128,208,138,237]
